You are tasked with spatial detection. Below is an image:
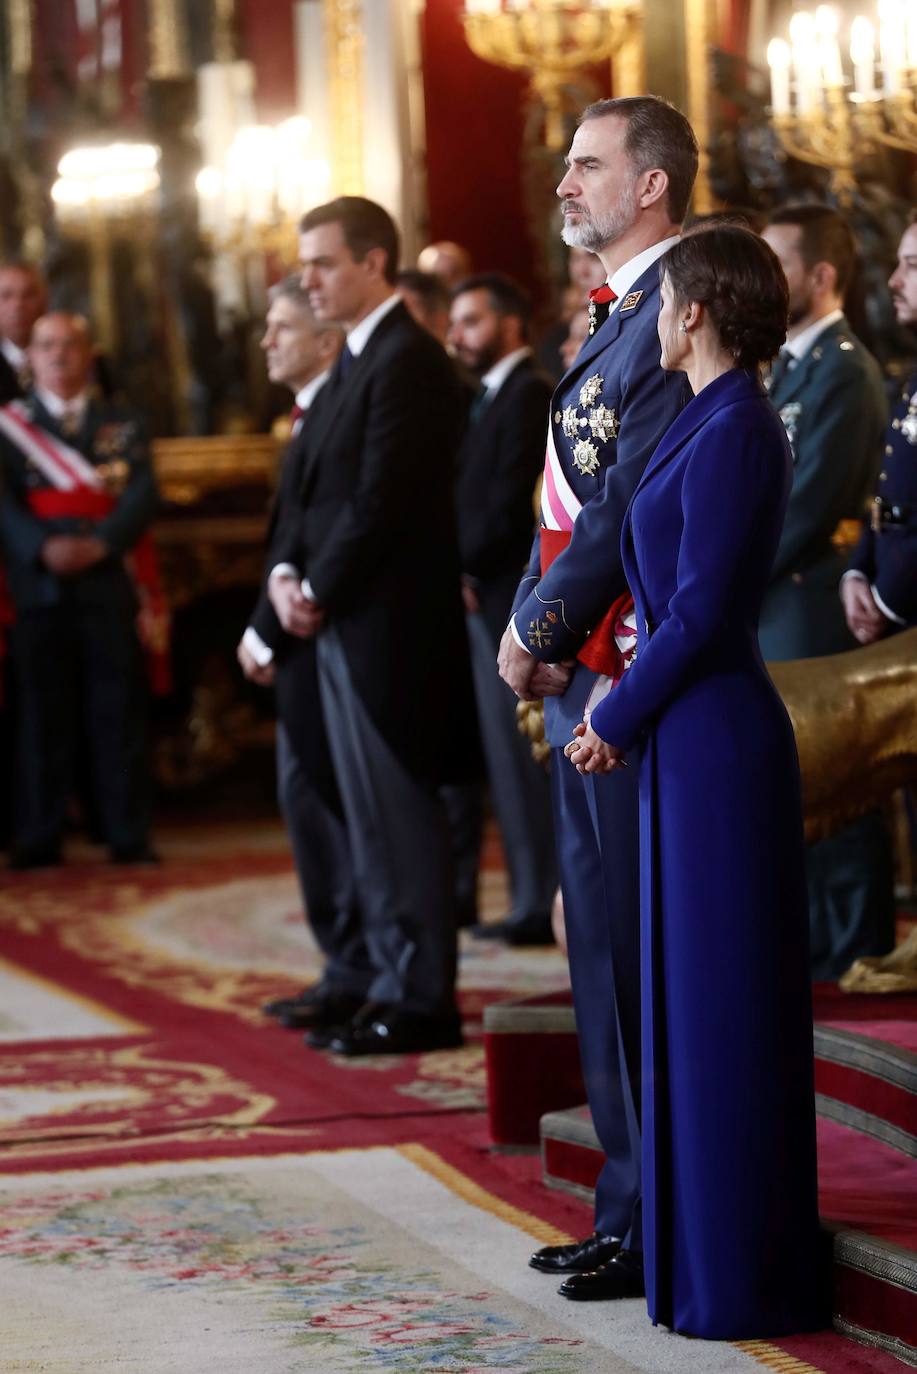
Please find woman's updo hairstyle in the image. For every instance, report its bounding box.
[661,223,789,370]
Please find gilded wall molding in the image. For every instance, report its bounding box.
[323,0,365,195]
[147,0,191,79]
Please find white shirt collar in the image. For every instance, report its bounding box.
[295,369,330,411]
[1,337,27,371]
[35,387,89,421]
[608,235,681,311]
[785,308,844,362]
[482,346,532,396]
[346,291,402,357]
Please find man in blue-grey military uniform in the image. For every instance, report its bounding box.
[498,96,697,1301]
[0,312,158,868]
[843,215,917,640]
[762,205,894,980]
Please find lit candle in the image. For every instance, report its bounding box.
[879,0,906,96]
[850,16,877,97]
[816,5,844,88]
[790,11,820,115]
[767,38,792,115]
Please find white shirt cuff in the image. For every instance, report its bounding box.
[871,583,907,626]
[510,615,532,655]
[269,563,300,583]
[840,569,868,587]
[242,626,274,666]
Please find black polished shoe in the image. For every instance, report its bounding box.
[276,990,364,1031]
[529,1232,622,1274]
[472,914,554,946]
[326,1004,464,1056]
[558,1249,645,1301]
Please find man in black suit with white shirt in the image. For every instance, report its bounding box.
[236,277,370,1031]
[445,273,557,944]
[269,197,477,1056]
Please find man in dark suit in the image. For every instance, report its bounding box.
[762,205,894,980]
[269,196,476,1056]
[445,272,556,945]
[0,262,46,851]
[498,97,698,1301]
[0,312,158,867]
[236,278,369,1032]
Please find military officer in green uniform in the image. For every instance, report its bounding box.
[843,216,917,640]
[761,205,894,980]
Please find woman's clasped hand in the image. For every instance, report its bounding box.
[563,721,627,773]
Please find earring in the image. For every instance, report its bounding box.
[680,321,688,334]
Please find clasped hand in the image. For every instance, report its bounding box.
[41,535,107,576]
[268,575,325,639]
[564,720,626,774]
[497,623,574,700]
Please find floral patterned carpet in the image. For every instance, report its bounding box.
[0,821,904,1373]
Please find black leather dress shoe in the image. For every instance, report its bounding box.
[529,1231,622,1274]
[326,1004,464,1056]
[558,1249,645,1301]
[277,991,364,1031]
[471,914,554,946]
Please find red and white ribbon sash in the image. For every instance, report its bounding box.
[541,423,580,532]
[0,401,101,492]
[540,411,638,702]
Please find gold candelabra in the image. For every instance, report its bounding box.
[767,3,917,199]
[462,0,640,150]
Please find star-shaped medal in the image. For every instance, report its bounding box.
[589,404,618,442]
[579,375,603,408]
[901,409,917,445]
[572,438,600,475]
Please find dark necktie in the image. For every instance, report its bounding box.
[768,348,793,394]
[333,343,354,385]
[468,383,490,424]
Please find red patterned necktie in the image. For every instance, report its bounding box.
[290,403,305,433]
[587,284,617,335]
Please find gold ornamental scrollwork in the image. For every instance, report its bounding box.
[324,0,365,194]
[147,0,191,78]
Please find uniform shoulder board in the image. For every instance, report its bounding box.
[618,290,644,313]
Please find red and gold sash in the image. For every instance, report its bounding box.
[0,404,171,695]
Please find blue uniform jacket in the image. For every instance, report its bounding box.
[510,262,690,744]
[848,368,917,626]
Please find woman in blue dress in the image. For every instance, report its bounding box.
[566,224,827,1339]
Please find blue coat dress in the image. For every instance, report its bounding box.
[590,369,825,1339]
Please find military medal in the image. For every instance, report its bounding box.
[561,404,581,439]
[573,438,600,475]
[587,284,617,335]
[901,393,917,445]
[589,404,618,442]
[579,374,603,408]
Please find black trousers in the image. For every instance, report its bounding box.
[10,601,150,855]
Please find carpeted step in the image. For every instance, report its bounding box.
[485,983,917,1152]
[539,1104,917,1365]
[483,990,582,1147]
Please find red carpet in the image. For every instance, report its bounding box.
[0,823,909,1372]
